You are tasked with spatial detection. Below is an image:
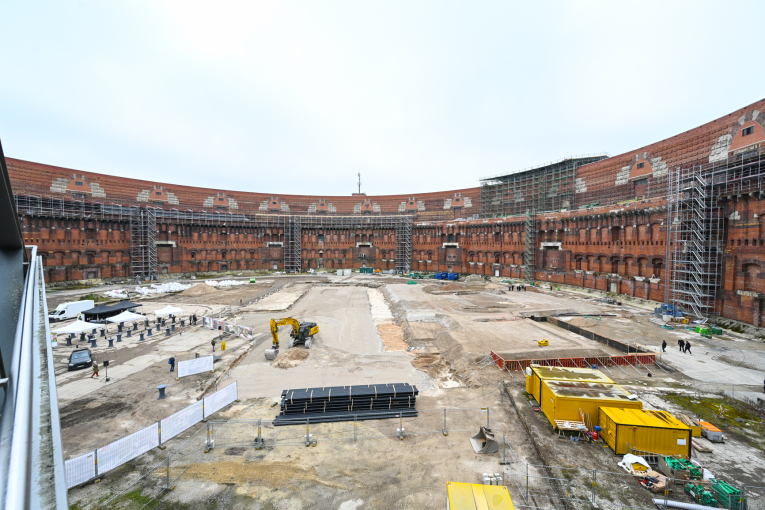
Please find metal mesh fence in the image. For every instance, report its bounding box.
[504,464,765,510]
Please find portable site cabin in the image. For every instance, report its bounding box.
[539,380,642,427]
[597,408,692,457]
[446,482,514,510]
[525,365,614,403]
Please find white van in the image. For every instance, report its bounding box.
[48,300,94,322]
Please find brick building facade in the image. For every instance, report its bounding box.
[9,98,765,325]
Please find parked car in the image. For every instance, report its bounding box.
[68,348,93,371]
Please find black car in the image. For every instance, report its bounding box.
[68,348,93,371]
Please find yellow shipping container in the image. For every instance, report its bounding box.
[524,365,614,403]
[598,407,692,457]
[446,482,515,510]
[539,380,642,428]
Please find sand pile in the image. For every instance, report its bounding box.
[377,324,407,351]
[181,283,219,296]
[568,317,596,328]
[271,348,309,369]
[440,283,460,291]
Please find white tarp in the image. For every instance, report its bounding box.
[65,451,96,489]
[160,400,204,443]
[178,355,214,378]
[97,423,159,475]
[155,305,184,316]
[207,279,247,287]
[133,282,193,295]
[103,290,129,299]
[53,319,102,334]
[204,382,238,418]
[106,310,145,323]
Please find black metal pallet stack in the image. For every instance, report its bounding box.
[273,383,418,426]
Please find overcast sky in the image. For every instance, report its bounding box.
[1,1,763,196]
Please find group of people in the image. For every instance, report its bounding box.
[660,338,692,354]
[509,284,528,292]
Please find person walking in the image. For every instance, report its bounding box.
[211,338,216,352]
[678,339,685,352]
[685,340,692,355]
[90,361,99,378]
[662,340,667,353]
[179,325,184,336]
[169,356,176,372]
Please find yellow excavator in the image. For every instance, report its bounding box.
[264,317,319,360]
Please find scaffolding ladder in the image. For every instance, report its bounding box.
[666,167,722,318]
[129,206,158,281]
[395,216,413,274]
[283,215,302,273]
[524,209,536,282]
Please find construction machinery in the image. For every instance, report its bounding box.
[264,318,319,360]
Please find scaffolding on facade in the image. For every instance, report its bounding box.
[524,209,535,282]
[479,154,608,218]
[14,194,415,275]
[665,146,765,317]
[129,206,158,281]
[283,216,302,273]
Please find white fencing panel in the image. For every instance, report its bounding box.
[224,321,236,334]
[202,316,213,329]
[97,423,159,475]
[65,451,96,489]
[177,355,214,378]
[204,382,238,418]
[160,400,204,443]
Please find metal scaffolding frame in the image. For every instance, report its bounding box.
[130,206,158,281]
[665,147,765,317]
[480,154,608,218]
[524,209,535,282]
[14,194,415,274]
[283,215,302,273]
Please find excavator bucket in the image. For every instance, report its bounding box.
[470,427,499,454]
[264,348,279,361]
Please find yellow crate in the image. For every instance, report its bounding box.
[598,407,692,457]
[539,380,641,427]
[447,481,515,510]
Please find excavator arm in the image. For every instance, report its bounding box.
[269,317,301,349]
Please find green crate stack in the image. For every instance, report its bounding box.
[711,480,747,510]
[686,483,718,507]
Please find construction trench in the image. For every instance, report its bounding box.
[50,272,765,510]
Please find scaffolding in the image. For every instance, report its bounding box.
[14,194,415,275]
[394,215,413,274]
[524,209,535,282]
[664,147,765,317]
[283,216,302,273]
[479,154,608,218]
[130,206,158,281]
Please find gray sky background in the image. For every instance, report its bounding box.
[1,1,763,196]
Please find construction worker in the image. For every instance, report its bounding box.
[678,339,685,352]
[684,340,692,355]
[90,361,99,378]
[211,338,216,352]
[661,340,667,352]
[169,356,176,372]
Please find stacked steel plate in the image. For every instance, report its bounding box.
[273,383,418,425]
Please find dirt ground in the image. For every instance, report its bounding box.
[59,274,765,510]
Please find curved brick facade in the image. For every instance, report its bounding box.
[10,98,765,326]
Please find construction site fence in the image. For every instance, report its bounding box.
[73,407,519,509]
[490,351,656,374]
[504,463,765,510]
[64,382,238,490]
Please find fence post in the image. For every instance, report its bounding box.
[443,409,448,436]
[526,463,529,502]
[500,434,509,465]
[487,407,490,429]
[205,422,213,452]
[591,469,597,504]
[354,414,357,442]
[165,455,170,489]
[566,478,571,510]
